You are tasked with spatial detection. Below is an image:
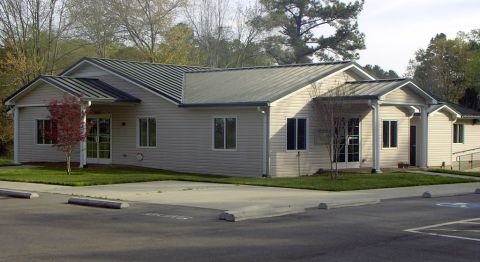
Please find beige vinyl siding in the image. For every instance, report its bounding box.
[452,119,480,161]
[379,105,410,167]
[383,86,425,104]
[15,82,67,106]
[67,64,263,177]
[17,107,80,163]
[427,109,453,167]
[269,70,373,177]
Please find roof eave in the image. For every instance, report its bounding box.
[179,101,270,108]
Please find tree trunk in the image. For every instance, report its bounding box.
[66,153,71,175]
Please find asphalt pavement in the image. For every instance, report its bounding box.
[1,193,479,261]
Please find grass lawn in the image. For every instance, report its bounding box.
[0,158,16,166]
[428,168,480,178]
[0,166,475,191]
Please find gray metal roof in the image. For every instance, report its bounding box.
[442,102,480,118]
[183,61,354,105]
[80,57,209,103]
[41,76,140,102]
[319,78,410,99]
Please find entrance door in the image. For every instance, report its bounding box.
[86,116,111,164]
[335,118,360,168]
[410,126,416,166]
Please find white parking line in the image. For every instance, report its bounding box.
[404,218,480,242]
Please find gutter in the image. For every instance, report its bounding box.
[179,101,270,108]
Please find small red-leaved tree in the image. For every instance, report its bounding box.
[47,95,89,175]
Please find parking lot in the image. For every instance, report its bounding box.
[1,192,479,261]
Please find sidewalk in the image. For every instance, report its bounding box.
[1,180,479,211]
[408,170,480,181]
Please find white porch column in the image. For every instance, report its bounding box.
[13,107,19,164]
[79,103,88,168]
[371,101,382,173]
[419,105,428,169]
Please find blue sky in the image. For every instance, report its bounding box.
[357,0,480,75]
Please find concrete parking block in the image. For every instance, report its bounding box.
[219,205,305,222]
[68,197,129,209]
[475,188,480,194]
[318,199,380,209]
[422,191,432,198]
[0,189,39,199]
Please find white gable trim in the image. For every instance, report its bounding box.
[61,59,179,105]
[270,64,374,106]
[5,78,72,106]
[379,81,437,104]
[429,104,461,118]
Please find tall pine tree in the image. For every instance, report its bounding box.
[252,0,365,64]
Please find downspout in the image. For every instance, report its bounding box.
[13,106,19,164]
[258,106,270,177]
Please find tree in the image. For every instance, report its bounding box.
[68,0,119,58]
[310,79,350,180]
[157,23,198,65]
[110,0,184,62]
[363,64,399,79]
[47,95,90,175]
[458,88,479,111]
[407,33,470,102]
[253,0,365,64]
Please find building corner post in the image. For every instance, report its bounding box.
[371,101,382,173]
[13,107,19,164]
[419,105,428,169]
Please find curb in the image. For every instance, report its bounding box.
[318,199,380,209]
[0,189,39,199]
[68,197,129,209]
[219,205,305,222]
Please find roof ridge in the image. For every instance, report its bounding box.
[85,56,212,69]
[346,78,407,84]
[187,61,352,74]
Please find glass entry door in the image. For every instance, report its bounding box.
[335,118,360,168]
[86,116,111,164]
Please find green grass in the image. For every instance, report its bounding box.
[428,168,480,178]
[0,158,16,166]
[0,166,475,191]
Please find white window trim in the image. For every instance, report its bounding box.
[136,116,157,148]
[382,119,398,149]
[285,117,309,152]
[212,116,238,151]
[35,119,54,145]
[453,123,465,144]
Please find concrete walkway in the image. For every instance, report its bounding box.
[1,180,479,211]
[408,170,480,181]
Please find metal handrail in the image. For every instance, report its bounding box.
[453,147,480,155]
[455,151,480,170]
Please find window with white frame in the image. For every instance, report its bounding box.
[287,118,307,150]
[453,124,464,143]
[382,120,397,148]
[37,119,57,144]
[138,117,156,147]
[213,117,236,150]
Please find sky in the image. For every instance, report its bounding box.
[357,0,480,75]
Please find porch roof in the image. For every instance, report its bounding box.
[317,78,435,103]
[6,75,141,104]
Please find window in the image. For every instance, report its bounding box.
[287,118,307,150]
[453,124,464,143]
[214,117,236,150]
[138,117,156,147]
[37,119,56,144]
[382,120,397,148]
